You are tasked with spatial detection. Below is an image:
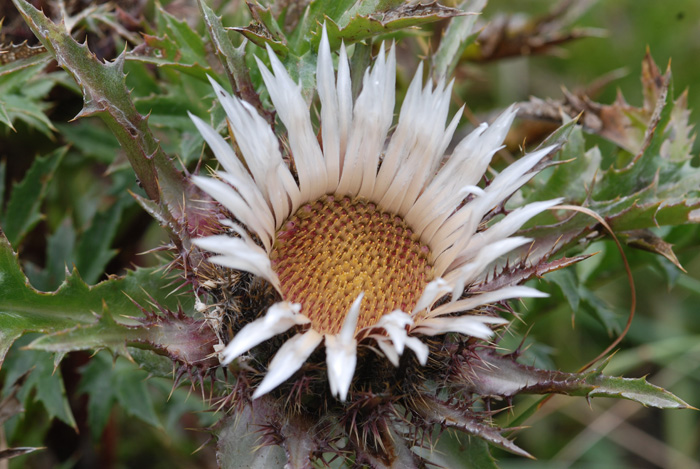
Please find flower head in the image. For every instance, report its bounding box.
[191,27,559,403]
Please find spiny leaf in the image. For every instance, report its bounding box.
[27,302,220,372]
[25,216,76,291]
[459,349,691,409]
[11,0,186,234]
[412,395,531,459]
[618,229,685,271]
[0,230,192,367]
[290,0,358,47]
[522,55,700,267]
[1,147,65,246]
[217,399,287,469]
[355,424,421,468]
[416,433,499,469]
[278,414,323,469]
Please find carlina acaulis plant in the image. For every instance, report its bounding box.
[2,0,695,467]
[187,25,567,463]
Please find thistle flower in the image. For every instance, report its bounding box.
[192,26,561,461]
[192,27,560,399]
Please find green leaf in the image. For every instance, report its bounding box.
[0,230,192,366]
[78,353,116,436]
[546,268,581,313]
[312,2,463,51]
[78,352,162,437]
[54,121,121,164]
[526,121,601,205]
[231,4,289,59]
[26,302,220,374]
[0,92,55,136]
[2,337,76,430]
[289,0,358,49]
[25,216,76,291]
[115,363,162,430]
[1,147,65,246]
[578,286,622,334]
[461,350,691,409]
[74,197,126,284]
[128,4,214,83]
[0,62,59,135]
[0,101,11,129]
[432,0,484,80]
[523,56,700,270]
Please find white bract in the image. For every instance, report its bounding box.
[191,26,559,401]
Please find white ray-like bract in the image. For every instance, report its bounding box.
[192,26,559,401]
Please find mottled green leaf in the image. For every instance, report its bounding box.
[1,147,65,246]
